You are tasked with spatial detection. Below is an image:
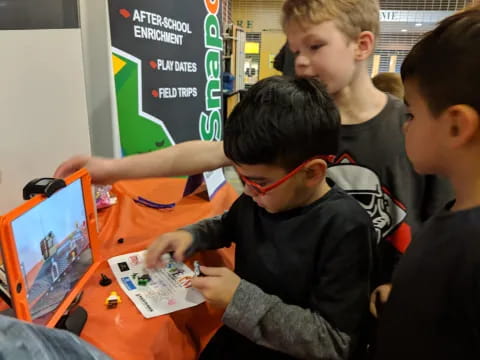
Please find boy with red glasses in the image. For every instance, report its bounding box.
[146,76,376,359]
[239,155,336,196]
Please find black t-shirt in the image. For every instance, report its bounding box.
[327,95,453,283]
[374,204,480,360]
[189,186,375,359]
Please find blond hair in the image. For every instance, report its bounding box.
[372,72,404,99]
[282,0,380,40]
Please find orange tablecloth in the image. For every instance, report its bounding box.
[79,178,238,360]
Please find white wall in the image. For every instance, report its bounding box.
[79,0,121,158]
[0,29,91,214]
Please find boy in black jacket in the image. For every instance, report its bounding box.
[147,76,375,359]
[374,6,480,359]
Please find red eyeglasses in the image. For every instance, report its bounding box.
[239,155,336,196]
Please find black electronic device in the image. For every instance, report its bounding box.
[22,178,66,200]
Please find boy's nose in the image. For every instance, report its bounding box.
[295,55,312,77]
[243,183,256,197]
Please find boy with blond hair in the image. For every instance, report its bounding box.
[279,0,451,314]
[374,6,480,359]
[55,0,452,318]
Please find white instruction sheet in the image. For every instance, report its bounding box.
[108,250,204,318]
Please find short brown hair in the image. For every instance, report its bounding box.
[401,5,480,116]
[372,72,404,99]
[282,0,380,40]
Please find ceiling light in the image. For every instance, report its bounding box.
[401,29,408,32]
[415,23,423,27]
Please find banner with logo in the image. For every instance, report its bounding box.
[108,0,223,155]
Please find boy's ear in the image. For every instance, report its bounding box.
[355,31,375,61]
[444,105,480,148]
[304,159,327,185]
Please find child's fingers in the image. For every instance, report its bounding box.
[379,288,390,303]
[369,291,379,318]
[369,298,379,318]
[145,238,173,268]
[191,275,211,290]
[190,267,226,290]
[53,155,87,178]
[167,230,193,262]
[172,241,190,262]
[198,266,227,277]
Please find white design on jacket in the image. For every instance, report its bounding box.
[327,162,407,243]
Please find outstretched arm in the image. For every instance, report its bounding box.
[54,140,231,184]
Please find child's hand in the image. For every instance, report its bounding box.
[191,266,241,308]
[54,155,117,184]
[145,230,193,268]
[369,283,392,318]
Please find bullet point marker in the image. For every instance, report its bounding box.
[119,9,131,18]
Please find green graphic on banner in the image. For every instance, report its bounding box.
[112,50,174,156]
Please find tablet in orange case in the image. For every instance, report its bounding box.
[0,169,101,327]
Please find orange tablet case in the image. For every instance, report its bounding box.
[0,169,101,327]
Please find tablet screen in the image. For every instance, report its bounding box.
[9,179,93,324]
